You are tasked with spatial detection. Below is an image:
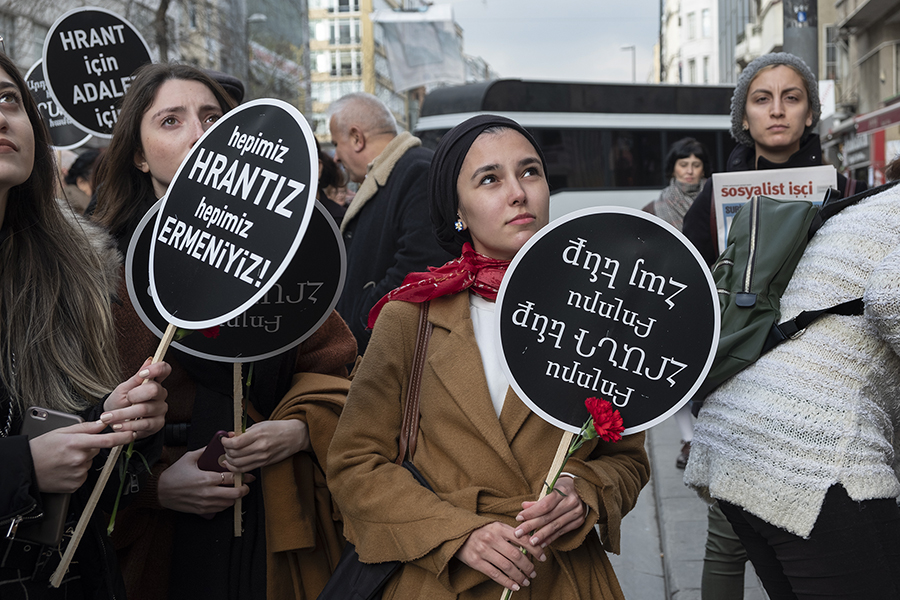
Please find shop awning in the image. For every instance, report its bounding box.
[855,102,900,135]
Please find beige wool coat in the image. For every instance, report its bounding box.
[327,292,650,600]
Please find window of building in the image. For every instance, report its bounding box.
[328,49,361,76]
[329,18,358,45]
[701,9,711,38]
[687,12,696,40]
[703,56,709,83]
[312,50,328,73]
[688,58,696,83]
[312,79,362,104]
[188,0,197,29]
[311,0,360,10]
[311,18,360,45]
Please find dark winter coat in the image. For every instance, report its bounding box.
[336,133,454,354]
[0,215,147,600]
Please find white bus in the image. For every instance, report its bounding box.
[414,79,736,219]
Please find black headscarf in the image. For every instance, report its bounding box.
[428,114,548,256]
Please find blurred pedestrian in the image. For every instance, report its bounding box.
[63,148,102,214]
[315,137,347,224]
[643,136,710,470]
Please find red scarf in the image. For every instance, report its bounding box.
[367,243,510,329]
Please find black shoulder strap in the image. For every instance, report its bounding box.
[763,298,864,355]
[810,179,900,238]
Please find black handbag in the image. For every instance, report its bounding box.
[317,302,433,600]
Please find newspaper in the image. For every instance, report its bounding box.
[711,165,837,254]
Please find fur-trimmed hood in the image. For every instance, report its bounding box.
[60,200,123,301]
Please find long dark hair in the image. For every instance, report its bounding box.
[93,63,236,238]
[0,52,121,412]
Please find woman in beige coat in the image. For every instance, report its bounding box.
[327,115,650,599]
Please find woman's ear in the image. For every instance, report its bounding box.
[134,150,150,173]
[805,110,813,128]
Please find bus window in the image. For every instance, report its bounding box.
[531,128,607,191]
[610,130,663,188]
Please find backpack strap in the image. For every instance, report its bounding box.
[762,298,864,355]
[811,179,900,238]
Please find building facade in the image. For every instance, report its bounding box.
[308,0,422,139]
[718,0,758,83]
[826,0,900,186]
[660,0,721,84]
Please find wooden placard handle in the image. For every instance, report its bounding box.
[499,429,575,600]
[51,322,177,588]
[233,362,243,537]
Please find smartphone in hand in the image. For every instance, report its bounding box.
[20,407,83,546]
[197,430,228,473]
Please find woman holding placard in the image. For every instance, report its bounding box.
[93,63,357,600]
[327,115,650,599]
[0,51,171,598]
[684,53,900,599]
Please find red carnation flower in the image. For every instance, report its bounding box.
[585,397,624,443]
[201,325,221,339]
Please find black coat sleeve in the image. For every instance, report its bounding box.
[0,435,41,527]
[682,179,717,266]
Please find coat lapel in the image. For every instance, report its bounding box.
[499,388,532,443]
[428,294,528,483]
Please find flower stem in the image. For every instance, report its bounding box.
[106,440,135,535]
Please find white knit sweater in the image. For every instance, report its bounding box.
[684,184,900,538]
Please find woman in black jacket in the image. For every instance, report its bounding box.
[683,52,863,267]
[0,50,171,599]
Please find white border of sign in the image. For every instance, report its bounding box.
[41,7,153,140]
[494,206,721,435]
[128,200,346,362]
[25,60,91,151]
[148,98,319,330]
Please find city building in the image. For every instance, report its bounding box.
[718,0,757,83]
[308,0,495,141]
[825,0,900,186]
[659,0,721,84]
[309,0,419,139]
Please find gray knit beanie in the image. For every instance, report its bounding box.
[730,52,820,147]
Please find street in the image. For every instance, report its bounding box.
[608,414,769,600]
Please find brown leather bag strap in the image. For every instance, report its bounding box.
[395,301,432,465]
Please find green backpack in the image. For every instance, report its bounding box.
[691,183,894,409]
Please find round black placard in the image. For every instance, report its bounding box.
[149,98,318,329]
[25,60,91,150]
[128,200,345,362]
[42,7,152,138]
[496,207,719,435]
